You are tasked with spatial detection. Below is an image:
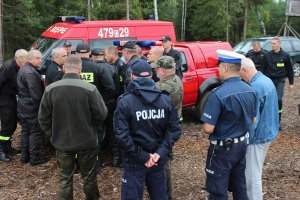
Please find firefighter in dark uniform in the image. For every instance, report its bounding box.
[160,36,183,79]
[261,37,294,129]
[91,47,121,167]
[105,46,126,96]
[76,43,114,171]
[91,47,119,95]
[76,43,115,102]
[201,50,257,200]
[17,50,49,166]
[245,41,267,71]
[114,59,181,200]
[45,47,67,86]
[121,41,139,91]
[0,49,28,162]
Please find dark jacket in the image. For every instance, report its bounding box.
[163,48,182,79]
[261,49,294,85]
[45,61,63,86]
[38,73,107,151]
[17,63,44,119]
[124,55,139,91]
[0,59,19,102]
[95,60,119,97]
[114,78,181,165]
[81,57,115,102]
[114,58,126,94]
[245,49,267,70]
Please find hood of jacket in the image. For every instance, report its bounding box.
[127,77,161,104]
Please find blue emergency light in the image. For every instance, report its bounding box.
[55,16,85,23]
[113,40,156,48]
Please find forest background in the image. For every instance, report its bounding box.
[1,0,300,60]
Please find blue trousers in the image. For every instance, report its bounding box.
[205,140,248,200]
[121,159,168,200]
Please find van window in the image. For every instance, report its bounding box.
[292,40,300,51]
[89,38,137,49]
[32,37,58,55]
[180,52,188,72]
[263,41,272,51]
[281,41,293,52]
[60,40,84,52]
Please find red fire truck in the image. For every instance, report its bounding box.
[32,16,176,69]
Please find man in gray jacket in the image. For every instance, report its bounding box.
[38,55,107,200]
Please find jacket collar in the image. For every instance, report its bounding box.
[62,73,81,79]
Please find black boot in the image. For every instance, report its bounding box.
[30,154,49,166]
[21,148,30,163]
[0,144,11,162]
[112,148,122,168]
[279,113,282,131]
[5,140,21,156]
[95,159,102,174]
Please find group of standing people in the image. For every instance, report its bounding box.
[0,35,293,200]
[0,35,184,199]
[201,36,294,200]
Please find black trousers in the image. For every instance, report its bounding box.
[0,98,17,144]
[19,117,43,157]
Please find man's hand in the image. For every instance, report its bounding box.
[289,84,294,91]
[144,153,160,168]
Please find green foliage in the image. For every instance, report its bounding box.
[2,0,296,59]
[186,0,228,41]
[263,0,285,36]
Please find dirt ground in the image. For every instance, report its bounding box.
[0,77,299,200]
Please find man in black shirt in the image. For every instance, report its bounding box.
[245,41,267,71]
[45,47,67,85]
[261,37,294,128]
[0,49,28,162]
[160,36,182,79]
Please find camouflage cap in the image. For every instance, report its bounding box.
[153,56,175,69]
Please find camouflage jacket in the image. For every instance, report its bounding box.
[156,74,183,118]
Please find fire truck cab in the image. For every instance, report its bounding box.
[32,16,176,71]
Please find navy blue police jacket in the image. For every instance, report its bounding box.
[114,77,181,165]
[201,77,257,141]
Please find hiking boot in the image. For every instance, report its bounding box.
[30,155,49,166]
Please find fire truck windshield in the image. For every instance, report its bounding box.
[31,37,58,55]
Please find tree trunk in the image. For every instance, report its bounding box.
[226,0,229,42]
[87,0,91,20]
[154,0,158,20]
[243,0,248,40]
[126,0,130,20]
[255,5,266,36]
[181,0,187,41]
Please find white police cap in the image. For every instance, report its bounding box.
[217,50,245,64]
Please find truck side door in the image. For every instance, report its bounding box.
[174,47,198,107]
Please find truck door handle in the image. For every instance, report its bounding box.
[185,77,192,81]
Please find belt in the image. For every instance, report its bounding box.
[210,134,248,146]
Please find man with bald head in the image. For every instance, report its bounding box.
[0,49,28,162]
[147,46,163,82]
[45,47,67,85]
[17,49,48,166]
[240,58,279,200]
[39,55,107,199]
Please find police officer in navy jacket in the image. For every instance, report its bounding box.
[114,59,181,200]
[201,50,257,200]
